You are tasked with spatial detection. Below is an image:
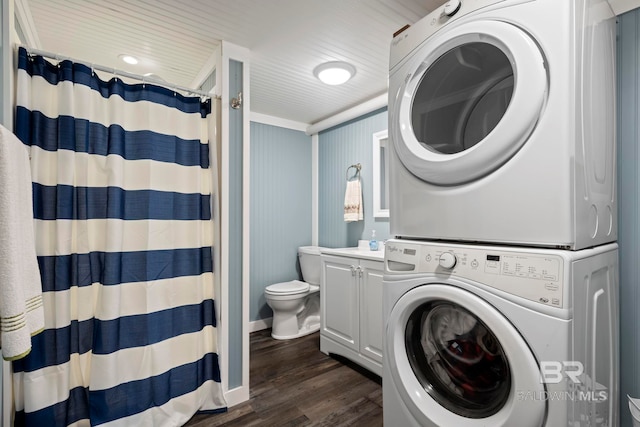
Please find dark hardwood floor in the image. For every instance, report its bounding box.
[185,330,383,426]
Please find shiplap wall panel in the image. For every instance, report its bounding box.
[318,109,389,248]
[618,9,640,427]
[250,123,312,321]
[199,70,216,94]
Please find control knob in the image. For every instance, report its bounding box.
[443,0,462,17]
[438,252,457,269]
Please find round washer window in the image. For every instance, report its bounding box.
[405,300,511,418]
[411,42,514,155]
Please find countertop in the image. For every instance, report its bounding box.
[320,242,385,261]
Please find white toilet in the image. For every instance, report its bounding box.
[265,246,322,340]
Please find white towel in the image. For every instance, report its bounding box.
[0,125,44,361]
[344,178,363,222]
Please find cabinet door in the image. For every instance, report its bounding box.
[321,255,359,351]
[359,260,384,363]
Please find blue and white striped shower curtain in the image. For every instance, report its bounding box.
[12,47,226,426]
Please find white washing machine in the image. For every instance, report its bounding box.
[383,239,619,426]
[388,0,617,250]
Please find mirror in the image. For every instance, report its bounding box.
[372,130,390,218]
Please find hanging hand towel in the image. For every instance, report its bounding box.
[0,125,44,361]
[344,178,364,222]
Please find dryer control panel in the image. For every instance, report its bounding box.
[390,0,508,70]
[385,240,565,308]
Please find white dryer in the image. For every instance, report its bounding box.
[383,239,619,426]
[388,0,617,249]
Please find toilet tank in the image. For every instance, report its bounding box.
[298,246,323,285]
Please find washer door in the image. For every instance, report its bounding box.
[390,20,547,185]
[386,284,545,426]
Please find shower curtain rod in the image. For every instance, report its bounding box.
[19,45,219,99]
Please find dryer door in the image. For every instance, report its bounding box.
[386,284,545,426]
[390,20,547,185]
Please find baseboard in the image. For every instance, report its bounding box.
[224,385,250,407]
[249,317,272,333]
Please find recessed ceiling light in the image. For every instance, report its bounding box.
[118,54,138,65]
[314,61,356,85]
[143,73,167,82]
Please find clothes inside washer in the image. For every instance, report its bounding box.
[417,302,510,411]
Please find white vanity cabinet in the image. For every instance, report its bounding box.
[320,250,384,376]
[358,261,384,364]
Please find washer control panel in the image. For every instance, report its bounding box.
[385,240,565,308]
[438,252,457,269]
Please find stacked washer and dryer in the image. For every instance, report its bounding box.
[383,0,619,426]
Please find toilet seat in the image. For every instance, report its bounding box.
[307,284,320,293]
[265,280,309,296]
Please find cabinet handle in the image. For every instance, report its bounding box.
[350,265,356,276]
[357,266,363,278]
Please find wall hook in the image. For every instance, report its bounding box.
[231,91,243,109]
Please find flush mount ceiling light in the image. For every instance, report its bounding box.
[118,54,138,65]
[314,61,356,85]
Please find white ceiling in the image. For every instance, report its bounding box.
[20,0,441,125]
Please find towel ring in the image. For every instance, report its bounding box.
[346,163,362,181]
